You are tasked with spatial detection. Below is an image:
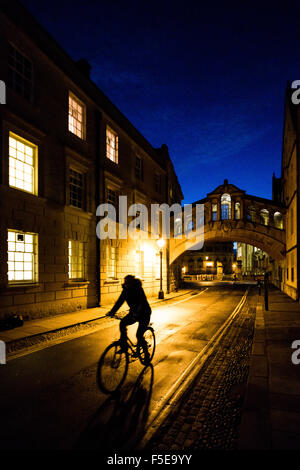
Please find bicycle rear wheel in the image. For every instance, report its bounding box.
[97,341,129,394]
[138,327,156,365]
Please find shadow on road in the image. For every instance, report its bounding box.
[75,363,154,450]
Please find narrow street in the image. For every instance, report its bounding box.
[0,285,253,451]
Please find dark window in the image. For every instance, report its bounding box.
[135,156,143,180]
[8,44,32,100]
[69,169,85,209]
[106,188,117,206]
[154,173,162,193]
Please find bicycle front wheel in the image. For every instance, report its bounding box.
[97,341,129,394]
[138,327,156,365]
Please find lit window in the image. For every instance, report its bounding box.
[260,209,269,226]
[234,202,241,220]
[8,44,32,100]
[274,212,283,230]
[106,126,118,163]
[68,93,86,139]
[221,194,231,220]
[69,168,85,209]
[7,230,38,284]
[9,132,37,194]
[135,249,144,278]
[106,244,118,278]
[212,203,217,221]
[68,240,85,280]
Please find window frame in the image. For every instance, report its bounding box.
[68,91,86,140]
[106,243,118,279]
[7,229,39,285]
[106,125,119,164]
[8,43,33,101]
[69,167,86,210]
[8,131,38,196]
[68,240,86,281]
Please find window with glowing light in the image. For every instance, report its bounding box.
[274,212,283,230]
[9,132,37,194]
[212,203,217,221]
[221,193,231,220]
[68,240,85,280]
[68,93,86,139]
[106,244,118,279]
[135,249,144,278]
[106,126,118,163]
[234,202,241,220]
[7,230,38,284]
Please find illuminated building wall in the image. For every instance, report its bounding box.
[272,86,298,300]
[0,2,183,318]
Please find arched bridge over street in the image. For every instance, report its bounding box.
[169,180,286,264]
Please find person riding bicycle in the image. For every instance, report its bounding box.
[106,275,151,359]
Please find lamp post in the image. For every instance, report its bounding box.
[157,238,165,299]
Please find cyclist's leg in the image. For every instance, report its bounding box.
[136,314,150,354]
[120,314,135,350]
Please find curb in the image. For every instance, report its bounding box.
[237,295,271,449]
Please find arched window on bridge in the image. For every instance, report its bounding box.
[274,211,283,229]
[221,193,231,220]
[234,202,241,220]
[211,203,217,221]
[260,209,269,226]
[247,206,256,222]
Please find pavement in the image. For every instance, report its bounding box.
[238,286,300,450]
[0,288,194,346]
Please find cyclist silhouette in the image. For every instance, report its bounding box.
[107,275,151,358]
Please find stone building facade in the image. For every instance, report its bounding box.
[271,84,299,299]
[0,1,183,320]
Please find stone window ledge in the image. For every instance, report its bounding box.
[3,283,41,291]
[104,279,120,285]
[64,280,90,287]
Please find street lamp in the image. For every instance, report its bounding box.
[157,238,165,299]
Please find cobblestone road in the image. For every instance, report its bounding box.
[146,290,257,451]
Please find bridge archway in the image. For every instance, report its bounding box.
[169,180,286,264]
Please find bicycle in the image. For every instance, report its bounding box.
[97,313,156,394]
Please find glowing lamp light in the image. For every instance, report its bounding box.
[157,238,165,250]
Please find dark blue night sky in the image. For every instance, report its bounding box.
[22,0,300,203]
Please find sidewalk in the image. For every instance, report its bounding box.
[0,288,194,346]
[238,286,300,449]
